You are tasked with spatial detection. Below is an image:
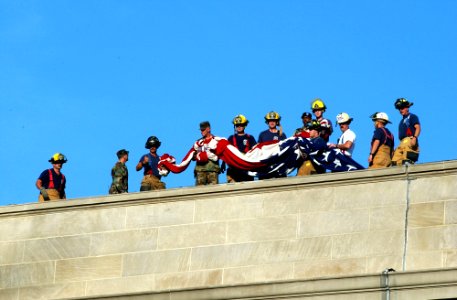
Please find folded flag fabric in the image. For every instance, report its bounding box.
[158,136,364,177]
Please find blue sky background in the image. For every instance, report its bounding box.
[1,0,456,206]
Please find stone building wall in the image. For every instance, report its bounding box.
[0,161,456,299]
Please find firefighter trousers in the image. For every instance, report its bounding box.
[392,137,420,165]
[369,144,392,169]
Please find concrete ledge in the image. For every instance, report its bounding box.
[67,268,457,300]
[2,160,457,217]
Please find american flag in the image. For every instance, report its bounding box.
[158,136,364,177]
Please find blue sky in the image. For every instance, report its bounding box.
[1,0,456,206]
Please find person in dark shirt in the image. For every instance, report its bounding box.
[368,112,394,168]
[136,136,165,190]
[298,120,327,175]
[311,98,333,142]
[258,111,287,179]
[226,114,257,182]
[294,112,312,138]
[258,111,287,143]
[36,153,68,202]
[392,98,421,165]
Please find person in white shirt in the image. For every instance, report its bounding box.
[328,112,356,157]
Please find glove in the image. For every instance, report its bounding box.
[40,188,50,201]
[206,151,218,162]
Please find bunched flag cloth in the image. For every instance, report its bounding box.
[158,136,365,177]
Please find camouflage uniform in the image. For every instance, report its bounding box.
[109,162,128,194]
[195,160,220,185]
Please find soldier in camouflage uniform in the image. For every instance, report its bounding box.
[194,121,220,186]
[109,149,129,194]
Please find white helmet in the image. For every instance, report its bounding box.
[370,112,391,124]
[336,112,353,125]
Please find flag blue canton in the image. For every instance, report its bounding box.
[252,137,364,177]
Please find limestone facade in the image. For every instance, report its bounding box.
[0,161,456,299]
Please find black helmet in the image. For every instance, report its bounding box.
[145,136,161,149]
[116,149,129,158]
[394,98,414,109]
[307,119,322,131]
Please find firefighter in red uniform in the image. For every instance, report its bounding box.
[368,112,394,169]
[392,98,421,165]
[36,153,68,202]
[226,114,257,182]
[311,99,333,142]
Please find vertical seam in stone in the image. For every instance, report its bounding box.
[221,267,225,285]
[53,259,57,284]
[120,254,124,278]
[188,247,193,272]
[368,207,372,233]
[402,163,411,271]
[225,221,228,244]
[192,200,196,224]
[84,280,89,297]
[123,207,128,230]
[330,235,334,260]
[20,240,26,264]
[156,227,160,251]
[88,233,93,257]
[292,261,296,280]
[296,212,300,239]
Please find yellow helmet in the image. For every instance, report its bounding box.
[233,114,249,126]
[48,153,68,164]
[264,111,281,123]
[311,98,327,111]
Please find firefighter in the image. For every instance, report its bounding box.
[226,114,257,183]
[258,111,287,179]
[392,98,421,165]
[311,98,333,142]
[36,153,68,202]
[258,111,286,143]
[368,112,394,168]
[297,120,327,175]
[136,136,166,191]
[328,112,356,157]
